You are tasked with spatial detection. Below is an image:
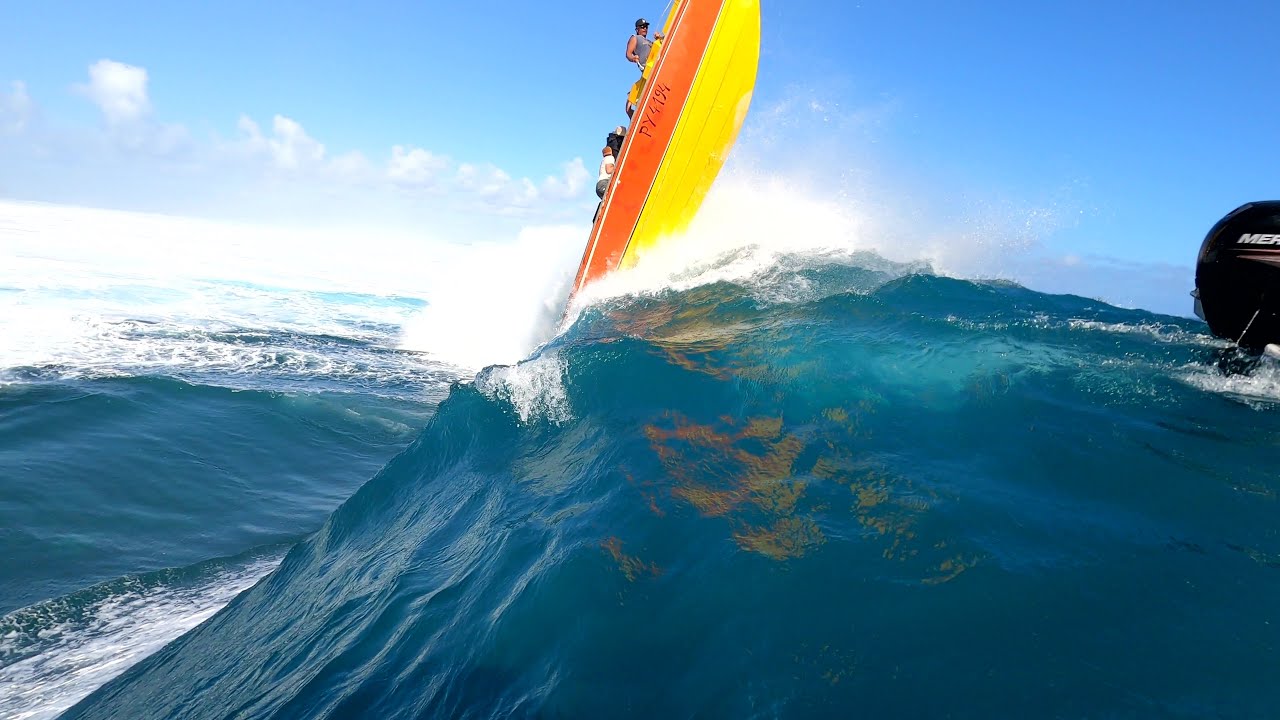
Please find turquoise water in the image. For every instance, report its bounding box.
[0,375,430,613]
[0,272,453,717]
[7,254,1275,718]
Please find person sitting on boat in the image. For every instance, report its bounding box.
[593,146,617,223]
[626,18,663,73]
[596,146,616,200]
[605,126,626,157]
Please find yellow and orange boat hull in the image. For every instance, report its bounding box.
[568,0,761,300]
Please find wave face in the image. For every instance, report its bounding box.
[0,200,467,718]
[62,258,1280,719]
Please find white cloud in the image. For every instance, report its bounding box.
[540,158,589,200]
[327,151,375,182]
[387,145,448,186]
[235,114,325,170]
[5,61,593,222]
[235,115,263,143]
[516,177,539,204]
[451,163,541,214]
[140,122,191,157]
[0,81,32,133]
[76,60,151,126]
[63,60,191,157]
[451,157,588,214]
[221,114,584,215]
[456,162,513,196]
[267,116,325,169]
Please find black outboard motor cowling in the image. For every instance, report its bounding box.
[1194,201,1280,350]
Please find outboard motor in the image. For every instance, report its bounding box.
[1194,201,1280,351]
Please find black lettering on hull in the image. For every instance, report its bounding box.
[637,83,673,139]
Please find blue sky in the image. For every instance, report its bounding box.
[2,0,1277,315]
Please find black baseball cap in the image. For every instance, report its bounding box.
[635,18,649,28]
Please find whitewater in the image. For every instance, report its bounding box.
[1,171,1277,719]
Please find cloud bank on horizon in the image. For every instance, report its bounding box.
[0,58,1199,317]
[0,59,590,227]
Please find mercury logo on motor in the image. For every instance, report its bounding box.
[1237,233,1280,245]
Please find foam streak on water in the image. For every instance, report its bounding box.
[0,556,282,720]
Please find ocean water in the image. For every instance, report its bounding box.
[2,194,1278,719]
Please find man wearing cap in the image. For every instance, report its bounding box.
[626,18,664,72]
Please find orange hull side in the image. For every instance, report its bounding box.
[569,0,726,299]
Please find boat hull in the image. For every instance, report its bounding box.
[569,0,761,300]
